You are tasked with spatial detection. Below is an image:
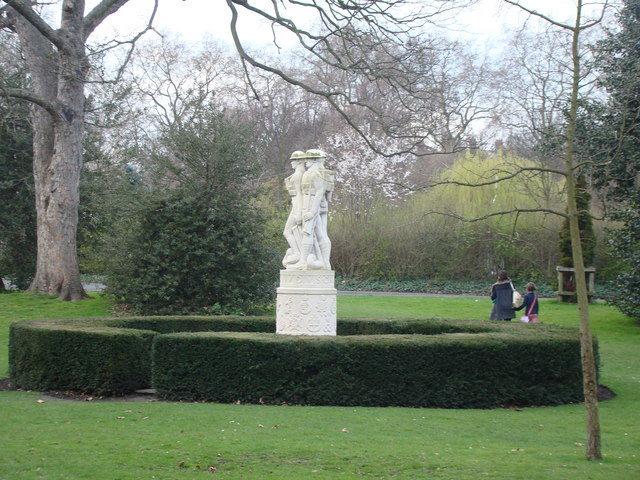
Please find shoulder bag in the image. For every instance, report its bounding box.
[520,295,538,323]
[511,282,523,308]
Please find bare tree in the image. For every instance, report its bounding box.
[500,28,575,162]
[400,38,503,154]
[232,61,331,205]
[424,0,609,460]
[502,0,613,460]
[225,0,478,155]
[127,37,236,131]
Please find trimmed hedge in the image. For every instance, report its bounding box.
[9,319,155,395]
[9,316,594,407]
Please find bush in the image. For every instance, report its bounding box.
[104,190,279,315]
[9,319,155,395]
[152,327,588,408]
[10,316,593,407]
[100,110,280,315]
[329,151,567,281]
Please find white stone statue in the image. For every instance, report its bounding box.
[289,150,334,270]
[277,150,337,336]
[282,151,306,268]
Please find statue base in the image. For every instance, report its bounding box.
[276,270,337,336]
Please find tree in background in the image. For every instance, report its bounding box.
[500,27,576,167]
[557,175,596,268]
[0,36,36,290]
[423,149,565,278]
[500,0,606,460]
[325,125,414,215]
[328,148,566,281]
[104,110,279,315]
[0,95,35,290]
[578,0,640,316]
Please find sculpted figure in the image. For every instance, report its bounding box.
[282,151,306,268]
[291,150,334,270]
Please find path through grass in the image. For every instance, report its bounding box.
[0,292,638,479]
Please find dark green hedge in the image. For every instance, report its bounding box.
[9,316,594,407]
[152,329,588,408]
[9,316,262,395]
[9,319,155,395]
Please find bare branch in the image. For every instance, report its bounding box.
[421,165,566,190]
[225,0,481,158]
[502,0,575,31]
[86,0,159,85]
[425,207,567,222]
[83,0,133,40]
[226,0,390,155]
[579,0,610,30]
[0,85,62,119]
[2,0,64,49]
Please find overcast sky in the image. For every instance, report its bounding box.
[91,0,599,54]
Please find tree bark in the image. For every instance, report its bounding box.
[501,0,603,460]
[10,3,88,301]
[564,0,602,460]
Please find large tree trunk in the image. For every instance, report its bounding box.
[11,6,88,301]
[28,110,88,301]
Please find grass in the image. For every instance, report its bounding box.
[0,292,113,378]
[1,292,638,479]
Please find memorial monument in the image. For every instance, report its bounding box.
[276,150,337,335]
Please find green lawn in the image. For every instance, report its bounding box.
[1,292,638,479]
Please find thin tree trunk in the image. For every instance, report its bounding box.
[565,0,602,460]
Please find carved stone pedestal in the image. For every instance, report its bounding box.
[276,270,337,336]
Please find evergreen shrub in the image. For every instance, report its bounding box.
[104,191,279,315]
[9,316,594,407]
[9,319,155,395]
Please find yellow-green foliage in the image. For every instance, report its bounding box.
[430,150,565,232]
[329,150,568,280]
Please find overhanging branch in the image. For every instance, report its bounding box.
[2,0,65,49]
[225,0,464,158]
[502,0,574,31]
[226,0,387,155]
[423,165,567,190]
[426,207,566,222]
[0,86,62,119]
[84,0,138,40]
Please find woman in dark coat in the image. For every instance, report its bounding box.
[490,271,516,321]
